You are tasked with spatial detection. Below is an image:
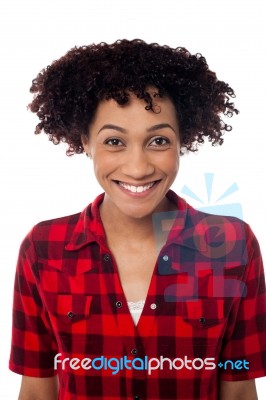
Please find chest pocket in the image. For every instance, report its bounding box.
[42,291,93,348]
[45,293,93,324]
[183,299,225,329]
[180,298,228,357]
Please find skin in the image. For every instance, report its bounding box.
[18,93,259,399]
[84,93,181,221]
[82,93,180,302]
[218,379,258,400]
[18,376,58,399]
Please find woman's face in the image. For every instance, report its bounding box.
[82,93,181,220]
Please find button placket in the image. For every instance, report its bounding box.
[158,252,172,275]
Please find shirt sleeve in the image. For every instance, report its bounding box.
[9,227,58,377]
[219,223,266,381]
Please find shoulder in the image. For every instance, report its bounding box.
[32,211,82,242]
[179,197,258,264]
[16,211,81,266]
[185,200,252,243]
[19,206,89,260]
[30,193,103,245]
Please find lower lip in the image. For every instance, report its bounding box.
[114,181,160,198]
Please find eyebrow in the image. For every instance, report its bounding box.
[97,123,176,135]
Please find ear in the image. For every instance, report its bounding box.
[81,134,91,157]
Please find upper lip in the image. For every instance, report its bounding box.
[114,180,160,187]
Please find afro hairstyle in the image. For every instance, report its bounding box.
[28,39,239,155]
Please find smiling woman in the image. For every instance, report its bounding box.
[9,39,266,400]
[81,94,180,221]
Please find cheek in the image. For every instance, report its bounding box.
[162,151,180,176]
[92,152,118,180]
[170,161,179,179]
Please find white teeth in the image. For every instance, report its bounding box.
[118,181,155,193]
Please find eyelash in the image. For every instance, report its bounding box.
[150,137,170,147]
[104,136,170,147]
[104,138,124,146]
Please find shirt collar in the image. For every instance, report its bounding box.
[65,193,107,251]
[152,190,207,252]
[65,190,207,252]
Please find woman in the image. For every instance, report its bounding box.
[9,39,266,399]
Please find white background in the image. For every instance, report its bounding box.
[0,0,265,398]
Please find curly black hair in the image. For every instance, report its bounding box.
[29,39,238,155]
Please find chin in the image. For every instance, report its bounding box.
[121,205,156,220]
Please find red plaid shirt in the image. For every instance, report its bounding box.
[9,190,266,399]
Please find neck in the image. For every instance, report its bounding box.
[100,204,154,242]
[99,194,177,245]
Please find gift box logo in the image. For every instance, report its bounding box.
[153,173,247,301]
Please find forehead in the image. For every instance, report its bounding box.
[90,93,178,128]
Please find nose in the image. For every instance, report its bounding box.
[120,147,155,179]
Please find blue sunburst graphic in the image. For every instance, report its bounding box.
[181,173,243,219]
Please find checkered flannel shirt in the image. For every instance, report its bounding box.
[9,190,266,399]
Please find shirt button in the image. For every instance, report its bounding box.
[162,255,169,261]
[131,348,138,355]
[116,301,122,308]
[67,311,74,318]
[199,317,206,324]
[150,303,156,310]
[103,254,110,261]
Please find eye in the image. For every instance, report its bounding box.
[104,138,124,146]
[150,136,170,147]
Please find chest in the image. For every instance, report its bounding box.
[108,244,158,302]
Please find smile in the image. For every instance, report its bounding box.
[116,181,157,193]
